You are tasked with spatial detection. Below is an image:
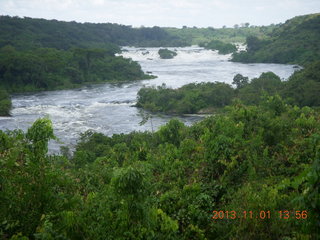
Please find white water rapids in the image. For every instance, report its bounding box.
[0,46,297,153]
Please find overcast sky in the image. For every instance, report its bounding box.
[1,0,320,28]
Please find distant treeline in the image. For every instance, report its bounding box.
[0,15,188,50]
[137,61,320,114]
[0,15,280,51]
[165,25,276,45]
[232,13,320,66]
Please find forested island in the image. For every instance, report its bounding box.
[137,13,320,115]
[158,49,178,59]
[1,12,320,239]
[137,61,320,114]
[200,40,237,54]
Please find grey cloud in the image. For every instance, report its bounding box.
[0,0,319,27]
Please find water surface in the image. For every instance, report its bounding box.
[0,46,297,152]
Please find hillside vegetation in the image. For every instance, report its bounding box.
[1,13,320,239]
[165,25,276,45]
[0,15,279,50]
[232,13,320,65]
[0,16,187,49]
[1,99,319,239]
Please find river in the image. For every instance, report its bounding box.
[0,46,297,153]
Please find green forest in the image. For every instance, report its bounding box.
[0,16,187,49]
[0,45,153,116]
[0,46,153,93]
[158,49,178,59]
[0,16,275,51]
[137,61,320,114]
[164,24,277,46]
[200,40,237,54]
[232,13,320,66]
[1,12,320,239]
[0,15,284,116]
[1,98,319,239]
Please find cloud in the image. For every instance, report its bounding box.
[0,0,319,27]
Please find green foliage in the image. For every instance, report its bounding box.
[158,119,186,147]
[0,119,78,238]
[201,40,237,54]
[164,24,276,45]
[0,16,187,50]
[137,63,320,115]
[282,61,320,107]
[158,49,177,59]
[237,72,282,105]
[137,82,235,114]
[1,100,320,239]
[0,16,279,50]
[0,46,152,93]
[0,87,11,116]
[26,118,55,160]
[232,13,320,65]
[1,13,320,240]
[232,73,249,89]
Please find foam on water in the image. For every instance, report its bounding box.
[1,46,298,153]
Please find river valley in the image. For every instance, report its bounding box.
[0,46,297,153]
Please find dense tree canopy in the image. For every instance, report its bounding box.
[1,12,320,239]
[232,13,320,65]
[0,46,153,93]
[1,98,319,239]
[200,40,237,54]
[0,16,187,50]
[158,49,178,59]
[137,82,235,114]
[165,24,277,46]
[281,61,320,107]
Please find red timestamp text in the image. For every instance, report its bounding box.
[212,210,308,220]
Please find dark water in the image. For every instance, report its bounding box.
[0,46,297,153]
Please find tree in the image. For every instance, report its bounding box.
[158,119,186,146]
[232,74,249,89]
[0,88,11,116]
[0,118,75,238]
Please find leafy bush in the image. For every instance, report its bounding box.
[1,99,320,239]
